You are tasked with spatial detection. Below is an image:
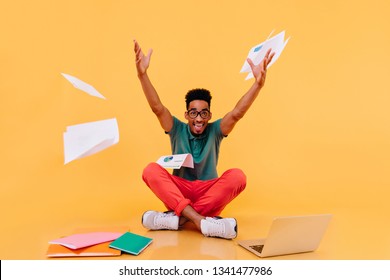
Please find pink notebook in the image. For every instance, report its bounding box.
[49,232,123,249]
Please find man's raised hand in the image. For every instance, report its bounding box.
[134,39,153,76]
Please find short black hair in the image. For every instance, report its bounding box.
[185,88,212,109]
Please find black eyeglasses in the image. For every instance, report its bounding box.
[186,109,210,119]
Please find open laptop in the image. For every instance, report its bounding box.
[237,214,332,257]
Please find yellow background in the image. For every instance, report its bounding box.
[1,0,390,259]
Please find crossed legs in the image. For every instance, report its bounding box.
[141,162,246,238]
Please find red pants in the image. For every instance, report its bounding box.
[142,162,246,217]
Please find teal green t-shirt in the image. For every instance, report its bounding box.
[167,116,225,181]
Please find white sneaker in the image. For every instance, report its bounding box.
[200,217,237,239]
[142,211,179,230]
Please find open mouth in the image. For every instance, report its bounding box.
[193,122,204,133]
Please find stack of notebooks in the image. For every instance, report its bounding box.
[47,227,153,257]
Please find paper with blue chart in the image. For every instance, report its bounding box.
[241,30,290,80]
[157,153,194,169]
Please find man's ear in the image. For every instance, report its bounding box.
[184,111,189,120]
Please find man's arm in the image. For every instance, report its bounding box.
[134,40,173,132]
[220,49,275,135]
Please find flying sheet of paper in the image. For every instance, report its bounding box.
[63,118,119,164]
[156,154,194,169]
[241,30,290,80]
[61,73,106,99]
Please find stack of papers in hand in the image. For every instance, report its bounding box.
[241,30,290,80]
[63,118,119,164]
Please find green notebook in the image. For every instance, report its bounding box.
[109,232,153,255]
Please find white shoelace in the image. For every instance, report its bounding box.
[204,218,225,236]
[155,213,175,229]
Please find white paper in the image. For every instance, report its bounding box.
[241,30,290,80]
[63,118,119,164]
[156,154,194,169]
[61,73,106,99]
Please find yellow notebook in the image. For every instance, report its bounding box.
[46,241,121,257]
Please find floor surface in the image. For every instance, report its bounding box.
[2,207,389,260]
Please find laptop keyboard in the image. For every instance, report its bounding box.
[249,244,264,253]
